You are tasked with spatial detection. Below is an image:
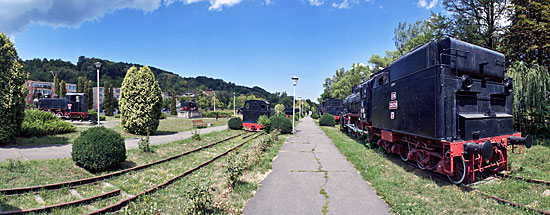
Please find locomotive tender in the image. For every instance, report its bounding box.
[319,98,344,122]
[340,38,531,184]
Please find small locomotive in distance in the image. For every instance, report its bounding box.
[284,107,299,118]
[34,93,89,119]
[181,101,198,111]
[340,38,531,184]
[319,98,344,122]
[242,100,272,131]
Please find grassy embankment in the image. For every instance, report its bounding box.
[0,129,288,214]
[15,117,228,145]
[319,122,550,214]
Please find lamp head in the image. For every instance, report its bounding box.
[94,62,101,68]
[291,76,299,86]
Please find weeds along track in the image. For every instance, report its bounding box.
[0,132,258,215]
[83,132,264,215]
[399,157,550,214]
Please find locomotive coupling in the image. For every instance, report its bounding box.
[508,135,532,149]
[464,141,494,158]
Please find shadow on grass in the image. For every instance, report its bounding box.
[153,130,179,136]
[0,201,22,212]
[338,128,464,187]
[11,136,71,148]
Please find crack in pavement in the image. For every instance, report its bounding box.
[311,143,330,215]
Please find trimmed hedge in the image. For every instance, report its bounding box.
[72,126,126,172]
[269,116,292,134]
[228,117,242,130]
[319,114,336,127]
[311,113,319,119]
[87,110,106,121]
[20,110,76,137]
[203,111,232,118]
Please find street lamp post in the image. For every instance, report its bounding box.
[291,76,299,134]
[95,62,101,126]
[233,92,236,116]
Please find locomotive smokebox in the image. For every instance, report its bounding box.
[508,135,532,149]
[464,141,494,158]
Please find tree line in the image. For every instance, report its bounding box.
[320,0,550,136]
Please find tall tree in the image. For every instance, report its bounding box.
[119,66,162,135]
[0,33,26,144]
[60,80,67,98]
[77,77,84,93]
[442,0,510,49]
[170,89,177,115]
[394,12,451,56]
[505,0,550,67]
[87,80,94,110]
[104,81,114,116]
[53,73,59,96]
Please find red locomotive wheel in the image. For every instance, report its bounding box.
[447,154,466,184]
[400,143,410,161]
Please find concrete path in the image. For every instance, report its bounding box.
[0,125,226,162]
[243,117,390,215]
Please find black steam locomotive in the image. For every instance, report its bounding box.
[319,98,343,122]
[34,93,89,119]
[181,101,198,111]
[242,100,272,131]
[340,38,531,184]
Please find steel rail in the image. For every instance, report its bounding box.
[496,172,550,186]
[0,189,120,215]
[84,133,263,215]
[400,155,550,214]
[0,132,248,195]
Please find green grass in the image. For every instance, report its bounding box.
[14,117,229,146]
[0,129,246,213]
[117,132,289,214]
[319,125,548,214]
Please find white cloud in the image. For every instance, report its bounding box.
[264,0,273,5]
[331,0,359,9]
[417,0,437,9]
[0,0,247,34]
[309,0,324,6]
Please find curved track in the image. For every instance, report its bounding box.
[84,132,263,214]
[0,131,258,214]
[0,132,247,195]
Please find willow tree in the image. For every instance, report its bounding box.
[0,33,26,144]
[119,66,162,135]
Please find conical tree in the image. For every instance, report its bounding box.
[77,77,84,93]
[170,89,177,115]
[87,80,94,110]
[60,80,67,98]
[53,73,59,96]
[119,66,162,135]
[0,33,26,144]
[104,82,114,116]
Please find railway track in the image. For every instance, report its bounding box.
[399,155,550,214]
[0,131,261,214]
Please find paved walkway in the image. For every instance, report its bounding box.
[244,117,390,215]
[0,126,226,162]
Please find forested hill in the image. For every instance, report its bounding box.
[22,56,271,97]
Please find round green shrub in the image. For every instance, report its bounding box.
[72,126,126,172]
[319,114,336,127]
[311,113,319,119]
[257,115,271,132]
[228,117,242,130]
[20,110,76,137]
[269,116,292,134]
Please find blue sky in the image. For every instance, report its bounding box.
[3,0,441,101]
